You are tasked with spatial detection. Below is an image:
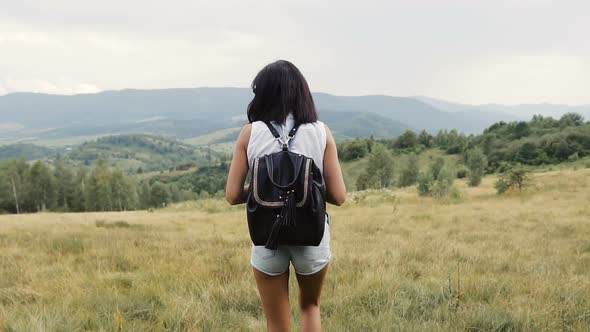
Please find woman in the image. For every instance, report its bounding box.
[225,60,346,331]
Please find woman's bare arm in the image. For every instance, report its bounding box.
[323,124,346,206]
[225,124,251,205]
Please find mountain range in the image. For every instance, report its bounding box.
[1,88,588,146]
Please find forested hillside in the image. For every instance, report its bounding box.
[338,112,590,190]
[0,88,541,146]
[68,134,221,172]
[1,112,589,214]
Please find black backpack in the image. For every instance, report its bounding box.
[246,122,327,249]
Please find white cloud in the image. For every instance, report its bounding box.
[0,77,101,95]
[0,1,588,104]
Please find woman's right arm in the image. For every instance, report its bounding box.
[323,124,346,206]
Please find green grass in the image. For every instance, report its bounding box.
[0,169,589,331]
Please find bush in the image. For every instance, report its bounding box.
[398,154,419,187]
[340,139,369,161]
[429,157,445,181]
[417,171,433,196]
[466,148,488,187]
[416,161,456,199]
[495,164,531,194]
[356,144,394,189]
[456,166,469,179]
[432,167,455,198]
[394,130,418,149]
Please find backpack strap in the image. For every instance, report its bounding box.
[264,121,300,151]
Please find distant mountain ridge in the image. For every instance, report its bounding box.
[414,96,590,120]
[1,88,587,147]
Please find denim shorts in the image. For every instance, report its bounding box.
[251,216,331,276]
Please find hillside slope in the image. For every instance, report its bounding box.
[0,88,522,146]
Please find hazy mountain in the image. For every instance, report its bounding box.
[415,96,590,120]
[319,110,409,139]
[2,87,578,147]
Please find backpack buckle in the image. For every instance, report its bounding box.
[277,136,292,151]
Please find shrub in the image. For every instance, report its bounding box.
[456,166,469,179]
[495,164,531,194]
[466,148,488,187]
[417,171,433,196]
[356,144,394,189]
[432,166,455,198]
[394,130,418,149]
[429,157,445,181]
[340,139,369,161]
[398,154,419,187]
[417,162,456,199]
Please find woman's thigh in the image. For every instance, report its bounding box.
[253,268,292,332]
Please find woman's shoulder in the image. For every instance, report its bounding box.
[299,120,327,135]
[236,123,252,146]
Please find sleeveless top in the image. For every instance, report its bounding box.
[247,112,327,175]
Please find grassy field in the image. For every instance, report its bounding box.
[1,169,589,331]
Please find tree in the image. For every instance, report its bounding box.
[429,157,445,181]
[466,148,488,187]
[366,144,394,188]
[395,130,418,149]
[445,130,466,154]
[398,153,419,187]
[418,130,433,148]
[110,169,127,211]
[2,160,28,214]
[168,183,181,203]
[355,144,394,190]
[150,182,170,208]
[86,159,112,211]
[71,166,88,212]
[54,158,75,211]
[559,113,584,127]
[26,161,56,212]
[341,140,369,161]
[513,121,530,139]
[139,182,152,209]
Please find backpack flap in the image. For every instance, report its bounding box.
[251,151,309,208]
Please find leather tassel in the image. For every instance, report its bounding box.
[283,190,297,227]
[265,216,282,250]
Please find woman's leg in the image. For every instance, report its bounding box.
[295,264,329,332]
[253,268,292,332]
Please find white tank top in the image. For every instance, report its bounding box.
[247,112,327,174]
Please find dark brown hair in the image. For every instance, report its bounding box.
[247,60,318,124]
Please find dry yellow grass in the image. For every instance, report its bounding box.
[1,169,589,331]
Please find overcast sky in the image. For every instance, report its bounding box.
[0,0,588,104]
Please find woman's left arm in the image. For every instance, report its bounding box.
[225,124,251,205]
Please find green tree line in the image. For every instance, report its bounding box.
[339,112,590,170]
[0,158,197,214]
[347,112,589,194]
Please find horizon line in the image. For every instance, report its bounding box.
[0,86,587,108]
